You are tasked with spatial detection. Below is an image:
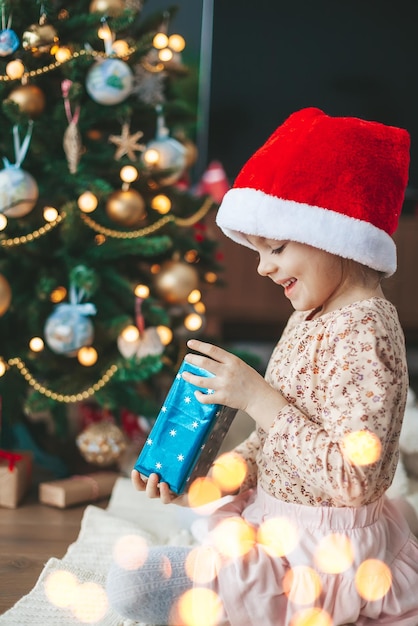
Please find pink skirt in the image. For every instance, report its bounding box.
[202,487,418,626]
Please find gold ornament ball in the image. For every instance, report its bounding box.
[154,260,200,304]
[76,422,127,467]
[0,274,12,317]
[106,189,146,226]
[7,84,46,119]
[89,0,127,16]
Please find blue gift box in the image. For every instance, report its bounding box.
[134,360,237,494]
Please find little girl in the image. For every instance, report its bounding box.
[107,108,418,625]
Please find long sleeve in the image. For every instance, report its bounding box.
[256,299,408,506]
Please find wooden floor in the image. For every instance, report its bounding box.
[0,490,109,615]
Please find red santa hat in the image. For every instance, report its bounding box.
[216,107,410,276]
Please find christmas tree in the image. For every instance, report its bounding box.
[0,0,222,471]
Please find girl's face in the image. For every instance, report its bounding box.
[247,236,357,315]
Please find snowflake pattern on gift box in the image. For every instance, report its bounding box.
[134,361,236,494]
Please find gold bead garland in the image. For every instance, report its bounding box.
[7,356,118,403]
[0,212,65,248]
[0,45,166,82]
[80,197,214,238]
[0,197,214,247]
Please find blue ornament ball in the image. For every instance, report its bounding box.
[44,306,94,357]
[0,29,20,57]
[86,58,133,105]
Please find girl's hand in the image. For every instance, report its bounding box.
[131,469,189,506]
[183,339,288,431]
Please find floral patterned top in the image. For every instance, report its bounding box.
[234,297,408,507]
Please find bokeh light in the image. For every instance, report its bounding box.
[71,581,108,623]
[354,558,392,601]
[44,569,79,608]
[29,336,45,352]
[211,452,247,493]
[257,516,299,557]
[112,534,150,570]
[283,566,322,605]
[290,607,333,626]
[174,588,223,626]
[341,430,382,465]
[211,516,256,559]
[185,546,222,584]
[314,532,354,574]
[188,477,221,509]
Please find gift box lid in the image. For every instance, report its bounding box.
[134,360,226,494]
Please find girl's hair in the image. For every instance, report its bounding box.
[341,258,385,287]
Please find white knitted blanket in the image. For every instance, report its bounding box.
[0,478,200,626]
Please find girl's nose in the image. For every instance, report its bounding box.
[257,255,276,277]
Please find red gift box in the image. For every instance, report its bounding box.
[0,450,32,508]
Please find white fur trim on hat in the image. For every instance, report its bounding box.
[216,187,397,276]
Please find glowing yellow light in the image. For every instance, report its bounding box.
[6,59,25,80]
[185,546,222,584]
[0,214,7,231]
[314,532,354,574]
[158,48,173,62]
[151,194,171,214]
[156,325,173,346]
[43,206,58,222]
[98,24,112,41]
[121,325,140,342]
[194,301,206,314]
[212,452,247,493]
[187,289,201,304]
[55,46,72,62]
[283,566,322,605]
[151,264,160,274]
[153,32,169,49]
[29,337,44,352]
[112,39,130,56]
[95,234,106,245]
[78,191,98,213]
[0,359,7,377]
[175,588,223,626]
[341,430,382,466]
[204,271,218,284]
[71,581,108,623]
[120,165,138,183]
[290,607,333,626]
[113,534,149,570]
[168,34,186,52]
[188,477,221,509]
[257,517,299,557]
[355,558,392,601]
[77,346,98,367]
[143,148,160,166]
[184,313,203,332]
[211,516,256,559]
[44,569,79,608]
[50,286,67,303]
[184,249,198,263]
[134,284,150,298]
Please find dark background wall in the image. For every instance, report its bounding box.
[143,0,418,210]
[207,0,418,206]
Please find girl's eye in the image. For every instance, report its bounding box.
[272,244,286,255]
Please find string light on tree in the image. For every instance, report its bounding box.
[0,359,7,377]
[43,206,59,222]
[0,214,7,231]
[117,324,140,358]
[50,286,67,303]
[151,194,171,214]
[156,325,173,346]
[29,337,45,352]
[5,59,25,80]
[78,191,98,213]
[184,312,203,332]
[54,46,72,63]
[77,346,98,366]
